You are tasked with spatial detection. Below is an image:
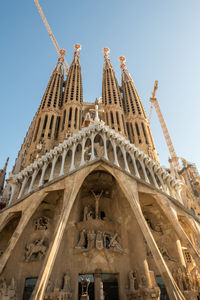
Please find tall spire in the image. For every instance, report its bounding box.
[102,48,126,136]
[62,44,83,134]
[13,59,65,171]
[119,56,158,161]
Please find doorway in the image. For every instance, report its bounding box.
[78,273,119,300]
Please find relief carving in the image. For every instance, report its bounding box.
[25,238,48,261]
[75,230,123,253]
[34,216,49,231]
[0,277,16,299]
[45,273,72,300]
[159,245,176,262]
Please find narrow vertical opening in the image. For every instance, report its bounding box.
[33,118,41,142]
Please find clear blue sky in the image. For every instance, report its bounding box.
[0,0,200,174]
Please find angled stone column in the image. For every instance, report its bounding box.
[39,162,48,187]
[130,153,140,178]
[103,133,108,160]
[31,165,97,300]
[155,194,200,266]
[111,140,120,167]
[49,155,58,181]
[0,190,46,274]
[18,176,28,199]
[59,149,68,176]
[28,168,39,193]
[69,144,76,172]
[113,169,185,300]
[80,137,86,167]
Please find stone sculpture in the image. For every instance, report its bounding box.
[0,277,16,299]
[75,229,123,253]
[81,276,90,295]
[128,271,137,292]
[25,238,48,261]
[76,230,86,249]
[34,216,49,230]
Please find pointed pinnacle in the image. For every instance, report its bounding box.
[74,44,82,56]
[118,56,127,70]
[3,157,9,171]
[103,47,110,59]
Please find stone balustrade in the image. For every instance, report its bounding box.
[7,121,182,206]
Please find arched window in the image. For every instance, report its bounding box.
[142,122,148,144]
[68,107,72,128]
[74,108,78,129]
[110,111,114,129]
[135,123,142,144]
[62,110,66,131]
[48,115,54,138]
[54,116,61,139]
[116,112,120,131]
[33,118,41,142]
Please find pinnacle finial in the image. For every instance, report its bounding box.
[119,56,127,70]
[152,80,158,98]
[3,157,9,171]
[103,47,110,59]
[58,49,66,63]
[74,44,82,56]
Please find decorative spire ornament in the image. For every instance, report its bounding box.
[74,44,82,56]
[119,56,127,70]
[103,47,110,59]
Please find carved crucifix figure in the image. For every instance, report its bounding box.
[91,190,103,219]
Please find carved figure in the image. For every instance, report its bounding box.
[63,273,71,293]
[25,238,47,261]
[87,230,96,249]
[35,216,49,230]
[159,245,175,261]
[76,230,86,249]
[86,210,94,221]
[0,278,7,295]
[81,276,90,295]
[0,278,16,298]
[46,279,54,293]
[83,206,89,221]
[109,233,123,252]
[96,231,104,250]
[128,271,137,291]
[91,190,103,219]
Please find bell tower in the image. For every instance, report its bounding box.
[62,44,83,137]
[102,48,126,136]
[119,56,158,161]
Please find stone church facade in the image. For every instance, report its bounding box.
[0,46,200,300]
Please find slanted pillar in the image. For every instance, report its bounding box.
[31,167,91,300]
[130,153,140,178]
[80,138,86,167]
[103,133,108,160]
[69,144,76,172]
[111,141,120,167]
[28,169,39,193]
[121,146,130,173]
[114,170,185,300]
[49,155,58,181]
[59,149,67,176]
[39,163,48,187]
[18,176,28,199]
[8,182,18,206]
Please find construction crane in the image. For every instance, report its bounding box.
[33,0,69,75]
[149,81,180,170]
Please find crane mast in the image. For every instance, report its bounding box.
[150,81,180,170]
[33,0,69,74]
